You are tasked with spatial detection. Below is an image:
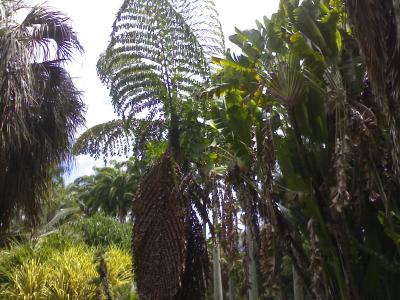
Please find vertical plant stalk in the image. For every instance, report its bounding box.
[246,219,259,300]
[240,184,259,300]
[228,266,236,300]
[293,265,304,300]
[98,256,112,300]
[222,183,238,300]
[212,178,223,300]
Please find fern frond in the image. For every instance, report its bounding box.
[73,119,165,160]
[97,0,224,120]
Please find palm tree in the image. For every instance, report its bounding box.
[69,158,142,221]
[0,1,85,230]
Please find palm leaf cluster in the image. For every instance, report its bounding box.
[202,0,400,298]
[69,158,142,221]
[0,2,85,229]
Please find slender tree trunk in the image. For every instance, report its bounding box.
[228,266,236,300]
[213,244,223,300]
[212,180,223,300]
[246,220,259,300]
[293,265,304,300]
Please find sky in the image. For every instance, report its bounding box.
[31,0,280,182]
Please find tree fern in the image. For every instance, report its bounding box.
[76,0,223,160]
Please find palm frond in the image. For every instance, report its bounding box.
[266,55,306,106]
[22,6,83,62]
[0,4,85,229]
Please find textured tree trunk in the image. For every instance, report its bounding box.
[212,181,223,300]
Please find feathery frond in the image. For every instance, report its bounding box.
[73,119,165,160]
[98,0,223,121]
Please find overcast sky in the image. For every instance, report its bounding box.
[32,0,279,181]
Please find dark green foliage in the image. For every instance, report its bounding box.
[68,158,143,220]
[203,0,400,298]
[0,2,85,229]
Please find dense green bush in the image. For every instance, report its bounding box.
[66,213,131,251]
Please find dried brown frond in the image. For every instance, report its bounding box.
[347,0,400,181]
[132,154,208,299]
[259,223,281,298]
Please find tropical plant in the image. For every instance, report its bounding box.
[203,0,400,298]
[69,158,142,220]
[73,0,225,298]
[0,240,133,299]
[68,213,132,251]
[0,0,85,229]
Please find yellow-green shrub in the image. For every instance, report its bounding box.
[104,245,132,286]
[45,245,98,299]
[0,243,133,300]
[0,259,47,300]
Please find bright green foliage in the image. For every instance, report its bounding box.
[68,213,132,251]
[104,245,132,286]
[44,246,98,299]
[1,259,48,300]
[0,242,133,299]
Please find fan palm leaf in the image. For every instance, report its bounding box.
[0,2,85,229]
